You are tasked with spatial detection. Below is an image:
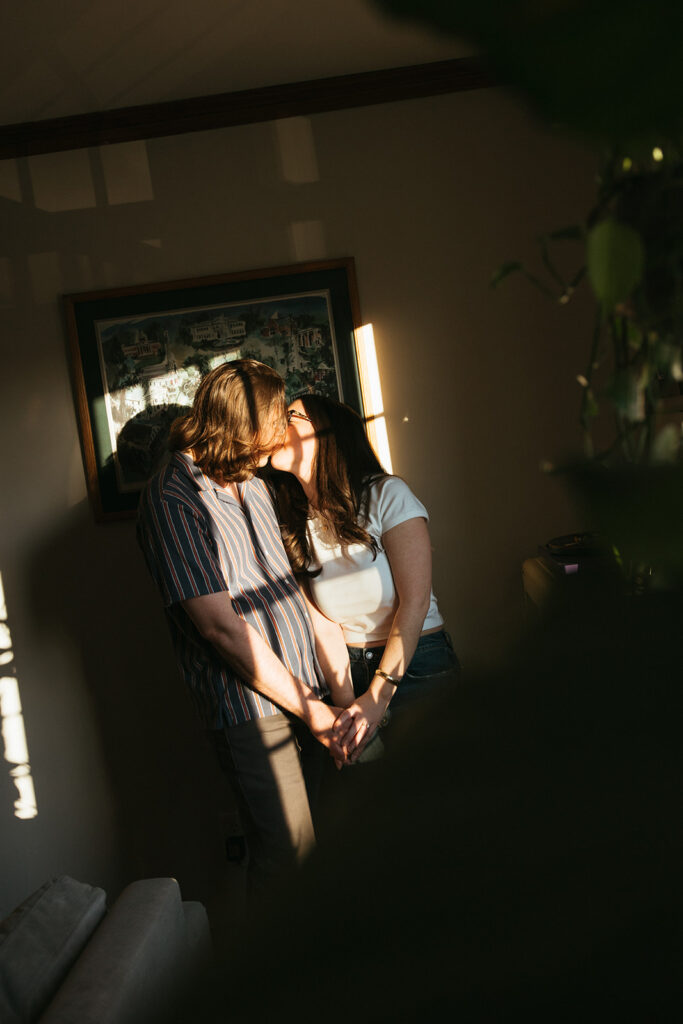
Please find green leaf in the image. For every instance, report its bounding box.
[586,219,645,311]
[608,367,645,421]
[490,260,523,288]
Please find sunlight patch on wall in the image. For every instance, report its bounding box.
[289,219,327,262]
[0,573,38,820]
[275,117,320,184]
[354,323,393,473]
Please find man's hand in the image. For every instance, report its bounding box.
[306,699,349,764]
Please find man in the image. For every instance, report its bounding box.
[137,358,345,897]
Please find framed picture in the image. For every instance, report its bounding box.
[65,257,363,522]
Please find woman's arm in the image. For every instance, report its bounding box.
[334,516,432,759]
[299,579,355,709]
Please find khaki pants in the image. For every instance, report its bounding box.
[210,713,324,901]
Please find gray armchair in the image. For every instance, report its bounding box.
[0,875,212,1024]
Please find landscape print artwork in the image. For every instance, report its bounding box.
[65,258,362,520]
[96,290,342,491]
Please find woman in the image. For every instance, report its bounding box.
[268,393,459,763]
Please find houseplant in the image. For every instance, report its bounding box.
[492,141,683,469]
[374,0,683,582]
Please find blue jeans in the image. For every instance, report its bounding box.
[347,630,460,760]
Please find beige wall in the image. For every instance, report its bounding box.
[0,86,596,915]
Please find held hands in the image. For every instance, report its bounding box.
[308,678,394,767]
[333,690,391,764]
[307,698,363,769]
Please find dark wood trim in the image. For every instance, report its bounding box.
[64,294,104,521]
[0,57,494,160]
[63,256,359,305]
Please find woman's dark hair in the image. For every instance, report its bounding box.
[169,359,286,483]
[266,393,386,575]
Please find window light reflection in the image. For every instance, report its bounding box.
[0,572,37,820]
[354,323,393,473]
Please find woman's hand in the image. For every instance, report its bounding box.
[334,688,391,762]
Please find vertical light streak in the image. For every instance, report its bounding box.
[0,572,38,819]
[353,323,393,473]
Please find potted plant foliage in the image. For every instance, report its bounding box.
[375,0,683,584]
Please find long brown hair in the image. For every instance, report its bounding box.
[265,394,386,575]
[170,359,286,483]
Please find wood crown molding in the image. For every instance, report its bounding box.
[0,57,494,160]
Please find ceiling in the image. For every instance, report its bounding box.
[1,0,471,127]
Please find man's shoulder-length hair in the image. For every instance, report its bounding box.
[169,358,286,483]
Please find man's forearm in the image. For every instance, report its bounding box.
[204,614,323,723]
[181,590,346,758]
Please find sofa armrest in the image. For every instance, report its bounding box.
[0,876,107,1024]
[38,878,211,1024]
[183,901,213,971]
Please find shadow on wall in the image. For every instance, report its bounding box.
[109,404,188,485]
[24,498,236,905]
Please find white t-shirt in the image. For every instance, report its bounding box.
[307,475,443,645]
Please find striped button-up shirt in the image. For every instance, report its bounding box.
[137,452,326,728]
